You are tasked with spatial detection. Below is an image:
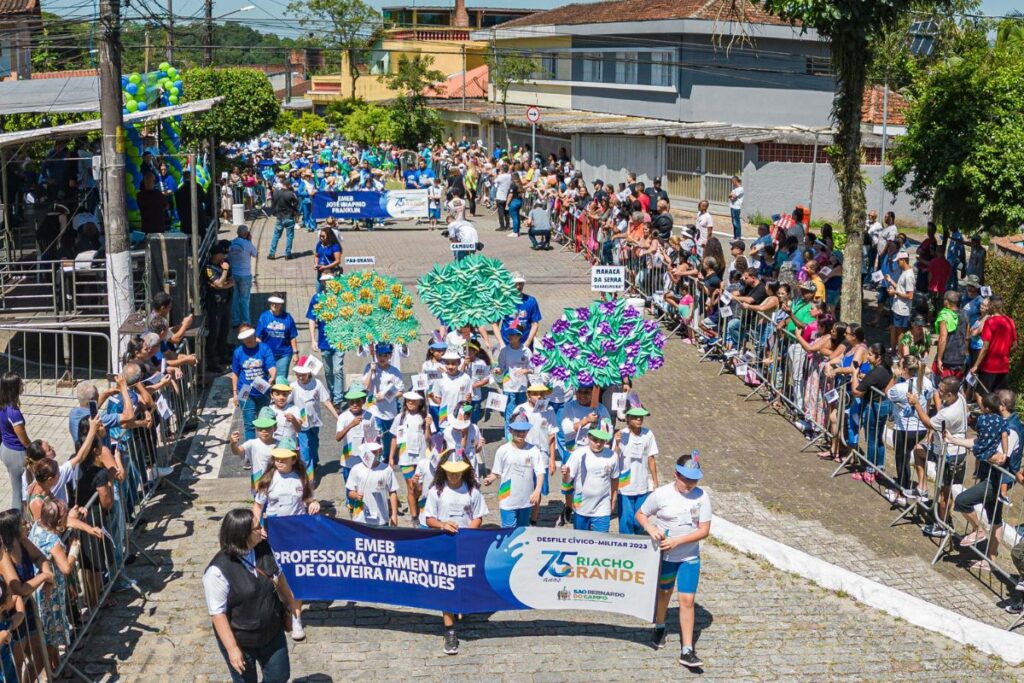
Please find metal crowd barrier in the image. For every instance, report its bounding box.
[623,269,1024,627]
[11,338,205,680]
[0,252,148,317]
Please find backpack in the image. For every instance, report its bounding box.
[941,308,968,368]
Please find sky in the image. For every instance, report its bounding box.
[46,0,1024,39]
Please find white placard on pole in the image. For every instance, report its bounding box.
[450,242,477,252]
[591,266,625,292]
[345,256,376,266]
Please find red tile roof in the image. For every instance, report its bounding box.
[422,64,489,99]
[0,0,38,15]
[498,0,790,29]
[861,84,908,126]
[31,69,99,79]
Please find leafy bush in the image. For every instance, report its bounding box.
[289,112,328,138]
[181,67,279,146]
[984,252,1024,400]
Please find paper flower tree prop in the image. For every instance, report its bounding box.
[533,298,666,388]
[416,253,520,328]
[314,271,419,350]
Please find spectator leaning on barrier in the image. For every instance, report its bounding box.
[205,244,235,372]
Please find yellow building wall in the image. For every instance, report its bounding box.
[308,39,488,104]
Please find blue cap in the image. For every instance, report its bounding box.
[576,381,595,390]
[675,464,703,480]
[509,420,532,431]
[428,341,448,350]
[375,343,394,355]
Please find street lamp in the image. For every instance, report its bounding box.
[205,3,256,66]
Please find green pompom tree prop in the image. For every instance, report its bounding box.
[314,271,419,350]
[416,253,520,328]
[531,298,667,388]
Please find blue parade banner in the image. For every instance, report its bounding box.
[266,516,660,621]
[312,190,429,221]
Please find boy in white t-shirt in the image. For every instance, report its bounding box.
[429,350,473,429]
[511,383,558,523]
[442,409,485,474]
[346,443,398,527]
[562,428,618,532]
[290,356,339,480]
[636,453,712,669]
[229,406,278,491]
[336,387,378,514]
[484,419,545,528]
[615,407,660,535]
[495,328,532,427]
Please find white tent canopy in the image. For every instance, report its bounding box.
[0,76,101,115]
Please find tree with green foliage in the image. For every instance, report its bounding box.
[341,103,399,146]
[749,0,955,323]
[274,110,296,134]
[322,98,365,128]
[486,51,540,152]
[378,54,445,148]
[287,0,381,96]
[289,112,329,138]
[885,44,1024,233]
[180,68,280,146]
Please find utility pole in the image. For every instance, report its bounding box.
[204,0,213,66]
[99,0,133,372]
[144,29,151,73]
[285,59,292,103]
[165,0,174,62]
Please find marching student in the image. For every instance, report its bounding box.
[251,444,319,642]
[336,387,378,515]
[362,343,406,457]
[422,341,448,428]
[511,383,558,524]
[423,454,488,656]
[346,443,398,527]
[556,383,612,526]
[442,407,485,475]
[389,392,431,519]
[484,419,545,528]
[636,452,712,670]
[412,445,443,529]
[495,328,532,427]
[290,356,339,482]
[464,343,492,424]
[229,407,278,491]
[614,407,660,535]
[561,428,619,532]
[268,383,301,443]
[429,350,473,430]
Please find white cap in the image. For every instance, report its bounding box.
[440,350,461,361]
[511,271,526,284]
[403,391,423,401]
[268,296,285,304]
[237,328,256,340]
[895,251,910,261]
[449,417,470,430]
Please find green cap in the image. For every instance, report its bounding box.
[277,437,298,452]
[252,406,277,429]
[588,428,612,442]
[344,387,368,400]
[625,407,650,417]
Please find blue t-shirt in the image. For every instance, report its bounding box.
[0,405,25,451]
[306,294,331,352]
[316,242,341,268]
[500,294,542,346]
[974,413,1008,464]
[964,295,984,351]
[68,406,119,444]
[403,169,419,189]
[255,310,298,360]
[232,343,276,396]
[105,387,140,444]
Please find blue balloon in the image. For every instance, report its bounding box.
[121,76,129,87]
[173,80,183,91]
[126,82,138,95]
[123,107,130,115]
[157,70,167,79]
[137,101,148,112]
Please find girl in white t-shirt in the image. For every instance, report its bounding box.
[389,392,432,519]
[346,443,398,527]
[465,343,492,424]
[614,407,660,535]
[422,342,447,428]
[636,452,711,670]
[424,456,488,656]
[252,445,319,638]
[483,419,545,528]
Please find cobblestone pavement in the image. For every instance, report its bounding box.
[87,214,1024,679]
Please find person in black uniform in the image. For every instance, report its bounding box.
[203,508,297,683]
[204,244,235,372]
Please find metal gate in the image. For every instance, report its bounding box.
[666,143,743,206]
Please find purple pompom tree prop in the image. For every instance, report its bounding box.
[533,299,666,387]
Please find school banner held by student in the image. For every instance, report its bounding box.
[312,190,429,221]
[267,515,659,621]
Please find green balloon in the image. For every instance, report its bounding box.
[126,100,138,112]
[158,61,170,71]
[167,68,177,79]
[129,73,141,84]
[170,87,179,96]
[169,95,179,105]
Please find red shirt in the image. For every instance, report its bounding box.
[980,314,1017,374]
[927,256,951,293]
[635,193,651,213]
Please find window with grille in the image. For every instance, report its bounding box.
[666,143,742,204]
[614,51,638,84]
[650,51,674,87]
[805,56,831,76]
[582,53,603,82]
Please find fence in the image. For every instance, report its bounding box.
[5,338,204,681]
[574,244,1024,628]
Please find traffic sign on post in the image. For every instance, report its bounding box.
[526,106,540,124]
